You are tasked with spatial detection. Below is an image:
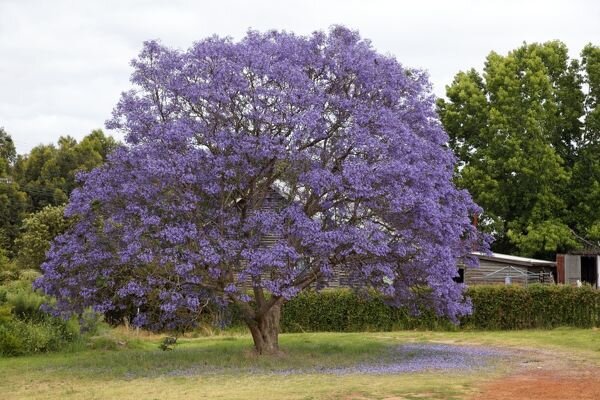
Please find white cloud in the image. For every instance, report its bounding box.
[1,0,598,153]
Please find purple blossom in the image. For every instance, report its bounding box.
[35,26,488,334]
[117,281,146,297]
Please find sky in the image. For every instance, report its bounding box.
[1,0,598,154]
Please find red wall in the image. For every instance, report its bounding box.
[556,254,565,284]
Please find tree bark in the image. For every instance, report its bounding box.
[246,303,281,354]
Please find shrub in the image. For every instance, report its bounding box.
[278,289,455,332]
[79,308,106,335]
[0,317,80,356]
[0,278,82,357]
[271,285,600,332]
[0,324,23,356]
[463,284,600,329]
[9,290,45,321]
[0,256,19,283]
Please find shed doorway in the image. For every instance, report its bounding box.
[453,268,465,284]
[580,256,598,286]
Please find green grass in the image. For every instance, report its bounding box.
[2,332,393,379]
[0,328,598,399]
[375,328,600,360]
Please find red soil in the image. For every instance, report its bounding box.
[472,369,600,400]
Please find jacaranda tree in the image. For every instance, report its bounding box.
[36,27,486,353]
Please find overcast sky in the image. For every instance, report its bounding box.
[1,0,598,154]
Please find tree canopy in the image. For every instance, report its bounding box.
[0,129,116,258]
[37,27,486,353]
[438,41,600,258]
[0,127,16,175]
[15,205,70,270]
[0,181,28,256]
[13,130,118,210]
[0,128,28,256]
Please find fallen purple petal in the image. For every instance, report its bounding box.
[161,343,512,378]
[274,343,510,376]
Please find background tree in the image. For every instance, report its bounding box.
[0,128,28,255]
[0,181,29,256]
[0,127,16,171]
[15,205,70,269]
[37,27,486,354]
[0,129,116,259]
[438,41,598,258]
[13,130,118,210]
[570,44,600,242]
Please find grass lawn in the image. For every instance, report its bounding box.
[1,328,599,400]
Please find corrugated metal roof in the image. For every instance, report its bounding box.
[564,248,600,256]
[471,252,556,267]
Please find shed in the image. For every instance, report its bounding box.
[459,252,556,286]
[556,250,600,288]
[244,186,559,287]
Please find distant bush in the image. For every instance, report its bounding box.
[0,252,19,283]
[78,307,105,336]
[0,278,83,357]
[10,289,45,321]
[0,317,79,356]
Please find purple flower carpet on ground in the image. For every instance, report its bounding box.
[162,343,511,378]
[275,343,511,376]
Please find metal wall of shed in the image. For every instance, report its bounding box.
[556,254,600,287]
[465,259,521,285]
[564,254,581,284]
[597,256,600,288]
[464,259,553,285]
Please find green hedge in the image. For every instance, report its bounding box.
[463,284,600,329]
[279,289,455,332]
[267,285,600,332]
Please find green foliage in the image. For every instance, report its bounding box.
[159,336,177,351]
[507,220,580,257]
[13,130,118,210]
[0,277,82,357]
[15,205,70,269]
[0,247,10,273]
[0,248,19,283]
[0,181,29,256]
[0,127,16,169]
[0,317,79,356]
[9,288,45,321]
[438,41,600,257]
[0,130,117,259]
[582,44,600,139]
[464,284,600,329]
[242,287,600,332]
[278,290,454,332]
[569,44,600,240]
[78,308,105,336]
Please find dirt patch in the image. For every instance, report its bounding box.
[473,351,600,400]
[473,370,600,400]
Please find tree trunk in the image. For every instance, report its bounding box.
[246,303,281,354]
